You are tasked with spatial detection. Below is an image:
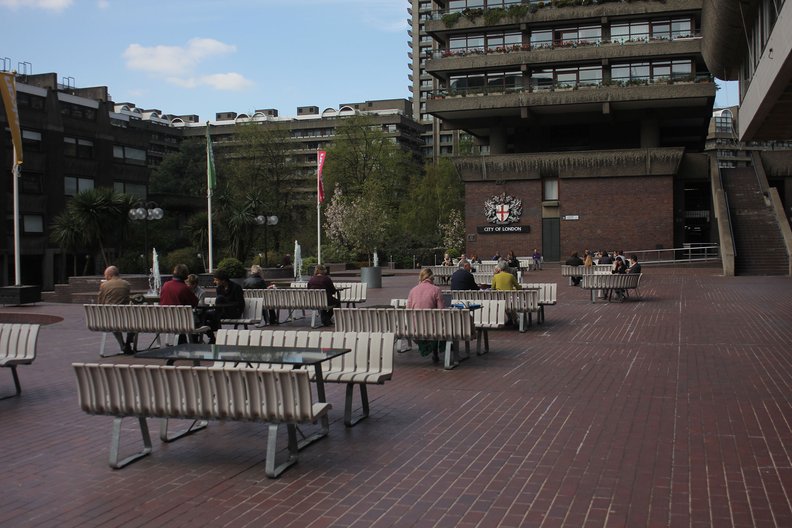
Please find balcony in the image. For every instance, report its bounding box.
[425,0,701,35]
[453,147,686,181]
[425,35,703,78]
[426,75,715,125]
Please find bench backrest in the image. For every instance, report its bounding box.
[205,297,264,321]
[450,289,539,313]
[84,304,198,333]
[73,362,322,422]
[561,264,612,277]
[335,308,474,340]
[472,272,495,284]
[519,283,558,305]
[242,288,328,309]
[335,282,367,304]
[215,329,394,380]
[581,273,642,289]
[0,323,40,363]
[473,263,497,274]
[450,300,506,328]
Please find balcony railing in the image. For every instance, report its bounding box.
[430,72,713,99]
[429,31,701,59]
[429,0,677,23]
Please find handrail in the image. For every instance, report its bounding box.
[615,245,720,265]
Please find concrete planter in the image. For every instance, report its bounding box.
[0,285,42,306]
[360,267,382,289]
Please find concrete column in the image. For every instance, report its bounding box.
[489,128,508,154]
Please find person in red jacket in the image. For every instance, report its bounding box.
[159,264,199,307]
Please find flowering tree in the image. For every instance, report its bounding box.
[325,183,392,265]
[440,209,466,254]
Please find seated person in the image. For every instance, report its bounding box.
[407,268,445,363]
[491,264,521,291]
[450,260,479,291]
[565,252,584,285]
[506,250,520,270]
[243,264,278,324]
[442,252,453,266]
[160,264,212,343]
[185,274,207,305]
[213,269,245,320]
[307,264,340,326]
[97,265,136,355]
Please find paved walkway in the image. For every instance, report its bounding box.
[1,266,792,527]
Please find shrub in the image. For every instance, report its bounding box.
[300,256,318,277]
[163,247,204,275]
[216,257,247,278]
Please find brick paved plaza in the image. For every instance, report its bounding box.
[2,265,792,527]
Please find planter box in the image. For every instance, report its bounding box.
[0,285,42,306]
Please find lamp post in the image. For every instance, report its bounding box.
[128,202,164,270]
[255,214,278,267]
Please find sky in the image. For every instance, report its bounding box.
[1,0,739,121]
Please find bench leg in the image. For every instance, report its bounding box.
[160,418,208,443]
[344,383,370,427]
[0,366,22,400]
[443,340,461,370]
[99,332,123,358]
[539,305,545,324]
[265,423,299,478]
[109,417,152,469]
[477,329,489,355]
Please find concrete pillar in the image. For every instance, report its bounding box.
[489,128,508,154]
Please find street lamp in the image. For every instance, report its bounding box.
[128,202,164,270]
[255,214,278,267]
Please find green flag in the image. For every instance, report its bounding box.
[206,122,216,191]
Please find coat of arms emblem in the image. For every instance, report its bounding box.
[484,193,522,224]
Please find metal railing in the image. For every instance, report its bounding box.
[620,244,720,265]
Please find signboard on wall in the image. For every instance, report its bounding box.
[476,225,530,234]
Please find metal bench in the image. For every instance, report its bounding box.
[204,297,264,329]
[216,329,394,426]
[72,363,330,477]
[581,273,643,302]
[243,288,329,327]
[83,304,211,357]
[0,323,40,400]
[450,299,506,355]
[335,308,475,370]
[519,282,558,323]
[450,289,540,332]
[290,281,367,308]
[561,264,612,285]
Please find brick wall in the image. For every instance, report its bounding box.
[464,175,674,259]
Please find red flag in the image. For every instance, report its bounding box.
[317,150,327,204]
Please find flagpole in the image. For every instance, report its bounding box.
[12,150,21,286]
[317,150,322,266]
[206,122,215,273]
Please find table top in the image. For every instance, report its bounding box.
[135,343,351,365]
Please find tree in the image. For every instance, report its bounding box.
[50,188,133,270]
[149,139,206,196]
[399,158,465,247]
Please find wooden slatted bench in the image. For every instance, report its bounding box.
[581,273,642,303]
[0,323,40,399]
[450,289,540,332]
[450,299,506,355]
[243,288,329,327]
[83,304,211,357]
[72,363,330,477]
[204,297,264,329]
[216,329,394,426]
[519,282,558,323]
[290,281,367,308]
[335,308,475,370]
[561,264,612,285]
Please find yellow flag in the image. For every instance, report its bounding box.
[0,72,23,165]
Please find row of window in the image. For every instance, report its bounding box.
[447,59,695,92]
[15,132,150,164]
[444,18,694,53]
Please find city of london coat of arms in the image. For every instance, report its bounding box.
[484,193,522,224]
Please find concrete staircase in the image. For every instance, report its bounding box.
[721,167,789,276]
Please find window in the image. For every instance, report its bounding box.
[64,176,94,196]
[17,92,45,110]
[531,30,553,49]
[543,178,559,201]
[530,66,602,89]
[20,172,43,194]
[450,71,521,94]
[22,130,42,152]
[64,136,94,159]
[113,182,147,198]
[23,215,44,234]
[611,59,691,83]
[113,145,147,165]
[715,112,733,134]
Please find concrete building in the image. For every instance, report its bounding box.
[1,68,425,288]
[418,0,716,261]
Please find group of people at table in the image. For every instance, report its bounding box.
[565,249,642,300]
[97,262,342,355]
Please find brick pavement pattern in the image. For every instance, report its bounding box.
[1,266,791,527]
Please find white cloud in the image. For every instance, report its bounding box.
[123,38,252,92]
[97,0,109,8]
[0,0,73,11]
